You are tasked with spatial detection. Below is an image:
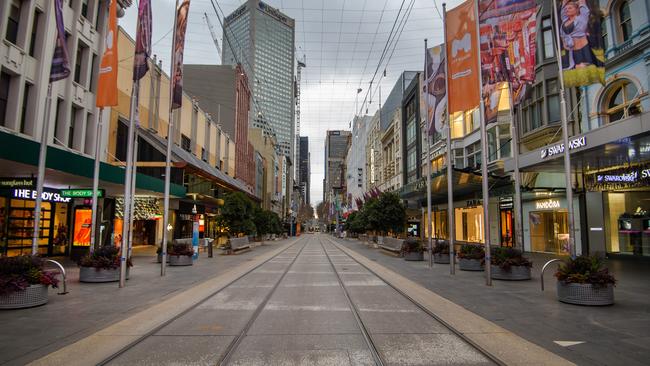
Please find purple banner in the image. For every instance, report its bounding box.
[133,0,152,81]
[50,0,70,82]
[171,0,191,110]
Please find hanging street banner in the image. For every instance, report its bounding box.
[479,0,538,124]
[445,0,480,114]
[171,0,191,110]
[133,0,152,81]
[50,0,71,82]
[96,0,119,107]
[424,45,447,135]
[557,0,605,87]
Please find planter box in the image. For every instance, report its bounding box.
[404,252,424,261]
[169,255,193,266]
[557,282,614,306]
[459,258,484,271]
[490,265,531,281]
[433,253,450,264]
[79,267,129,283]
[0,284,48,309]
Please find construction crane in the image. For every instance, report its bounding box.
[204,13,222,63]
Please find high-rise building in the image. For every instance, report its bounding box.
[346,115,372,209]
[221,0,295,159]
[323,130,351,202]
[299,136,310,205]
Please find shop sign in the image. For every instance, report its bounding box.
[596,171,638,183]
[0,177,35,188]
[540,136,587,159]
[12,188,71,203]
[466,199,482,207]
[61,189,105,198]
[535,199,561,210]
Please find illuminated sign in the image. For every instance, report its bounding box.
[12,189,71,203]
[61,189,105,198]
[535,200,561,210]
[540,136,587,159]
[0,177,35,188]
[596,172,638,183]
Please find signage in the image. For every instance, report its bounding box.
[466,199,482,207]
[224,4,246,24]
[540,136,587,159]
[12,189,71,203]
[535,199,561,210]
[0,177,35,188]
[61,189,105,198]
[596,172,638,183]
[258,1,293,26]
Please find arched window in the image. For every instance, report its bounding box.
[602,79,641,123]
[618,0,633,42]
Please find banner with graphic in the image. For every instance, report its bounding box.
[557,0,605,87]
[445,0,480,114]
[133,0,152,81]
[50,0,71,82]
[96,0,118,107]
[171,0,191,110]
[424,45,447,135]
[479,0,538,123]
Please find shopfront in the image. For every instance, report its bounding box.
[522,195,582,255]
[0,184,72,256]
[114,197,162,247]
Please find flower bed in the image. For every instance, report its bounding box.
[555,255,616,305]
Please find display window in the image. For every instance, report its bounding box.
[529,210,569,254]
[72,208,92,247]
[455,206,484,243]
[604,192,650,256]
[423,210,448,239]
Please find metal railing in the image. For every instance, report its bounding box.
[540,259,563,292]
[44,259,68,295]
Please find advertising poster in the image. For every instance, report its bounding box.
[171,0,191,109]
[73,208,92,247]
[424,45,447,135]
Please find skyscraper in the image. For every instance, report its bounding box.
[222,0,295,159]
[324,130,351,202]
[299,136,310,205]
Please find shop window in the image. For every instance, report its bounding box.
[5,0,21,46]
[0,71,10,127]
[618,0,633,42]
[541,17,555,59]
[529,210,569,254]
[455,206,484,243]
[602,79,641,123]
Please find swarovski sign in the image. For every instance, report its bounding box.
[540,136,587,159]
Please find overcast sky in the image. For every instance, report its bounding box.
[121,0,461,206]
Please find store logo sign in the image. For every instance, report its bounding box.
[540,136,587,159]
[597,171,638,183]
[536,199,561,210]
[0,178,35,188]
[12,189,71,203]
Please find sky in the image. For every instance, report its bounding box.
[120,0,462,206]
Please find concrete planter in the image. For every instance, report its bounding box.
[79,267,129,283]
[169,255,193,266]
[0,284,48,309]
[433,253,450,264]
[459,258,484,271]
[557,282,614,306]
[490,265,531,280]
[404,251,424,261]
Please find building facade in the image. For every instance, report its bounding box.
[298,136,310,205]
[346,115,371,210]
[324,130,351,204]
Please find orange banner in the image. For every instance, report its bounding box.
[445,0,480,114]
[96,0,118,107]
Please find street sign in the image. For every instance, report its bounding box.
[60,189,106,198]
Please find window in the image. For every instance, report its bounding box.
[466,142,481,169]
[618,1,632,42]
[523,83,544,132]
[29,10,41,58]
[181,134,191,152]
[74,46,83,84]
[89,54,98,92]
[541,17,555,59]
[6,0,21,45]
[601,17,609,51]
[81,0,90,19]
[406,119,416,145]
[0,72,10,126]
[20,83,31,133]
[69,106,79,149]
[454,148,464,169]
[201,148,207,162]
[54,99,64,145]
[603,79,641,123]
[546,79,560,123]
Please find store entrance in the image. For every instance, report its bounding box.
[500,208,514,247]
[529,210,569,254]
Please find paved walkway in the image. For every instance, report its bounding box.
[334,237,650,366]
[0,240,288,366]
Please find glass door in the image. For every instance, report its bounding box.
[500,209,513,247]
[529,210,569,254]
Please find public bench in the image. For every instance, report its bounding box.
[228,237,252,254]
[379,236,404,256]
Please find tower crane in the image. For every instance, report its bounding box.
[204,13,222,63]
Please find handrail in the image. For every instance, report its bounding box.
[540,259,563,292]
[44,259,68,295]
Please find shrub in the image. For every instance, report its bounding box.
[168,244,194,257]
[432,241,450,254]
[401,238,423,255]
[555,255,616,287]
[79,246,132,270]
[0,256,59,295]
[457,244,485,260]
[491,247,532,271]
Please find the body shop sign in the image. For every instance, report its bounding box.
[540,136,587,159]
[12,188,71,203]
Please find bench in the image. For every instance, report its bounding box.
[227,237,252,254]
[379,237,404,256]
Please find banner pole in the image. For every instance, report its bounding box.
[442,3,455,275]
[90,108,104,253]
[424,39,433,269]
[552,0,576,257]
[128,129,138,258]
[508,84,524,251]
[474,0,492,285]
[32,83,53,256]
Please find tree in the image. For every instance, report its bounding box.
[316,201,328,224]
[362,192,406,236]
[218,192,256,237]
[252,206,270,239]
[297,203,314,224]
[344,211,367,234]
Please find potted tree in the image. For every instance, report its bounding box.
[168,244,194,266]
[79,246,132,283]
[458,244,485,271]
[555,255,616,306]
[0,256,59,309]
[401,238,424,261]
[432,240,450,264]
[490,247,532,280]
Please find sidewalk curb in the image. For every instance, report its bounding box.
[330,238,575,366]
[27,238,300,366]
